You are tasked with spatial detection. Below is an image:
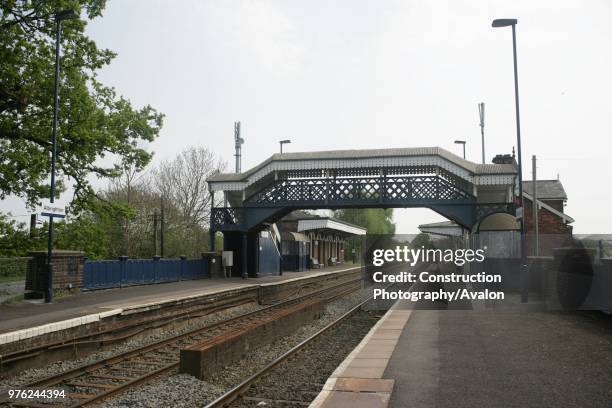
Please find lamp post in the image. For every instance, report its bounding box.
[45,9,79,303]
[454,140,466,159]
[478,102,485,164]
[279,139,291,153]
[492,18,528,302]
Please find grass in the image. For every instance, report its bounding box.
[0,257,29,283]
[0,293,24,305]
[0,274,25,283]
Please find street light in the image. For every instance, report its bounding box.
[478,102,485,164]
[492,18,518,28]
[492,18,528,302]
[454,140,466,159]
[279,139,291,153]
[45,9,79,303]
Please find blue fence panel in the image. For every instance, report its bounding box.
[124,259,156,286]
[157,259,179,282]
[84,260,122,289]
[83,257,208,290]
[181,259,208,280]
[123,259,138,286]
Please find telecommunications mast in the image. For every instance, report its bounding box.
[234,121,244,173]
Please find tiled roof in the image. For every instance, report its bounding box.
[208,146,516,182]
[522,180,567,200]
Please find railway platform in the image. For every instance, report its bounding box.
[311,295,612,408]
[0,265,361,350]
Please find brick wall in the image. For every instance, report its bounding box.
[523,197,571,235]
[523,197,572,256]
[26,250,85,292]
[540,199,564,212]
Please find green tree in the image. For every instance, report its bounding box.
[0,213,35,256]
[333,208,395,263]
[0,1,163,210]
[47,214,112,259]
[411,232,433,250]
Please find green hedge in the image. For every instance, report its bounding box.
[0,257,30,281]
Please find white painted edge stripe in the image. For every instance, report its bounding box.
[0,309,122,346]
[118,268,359,309]
[115,284,260,313]
[0,267,361,347]
[258,265,361,287]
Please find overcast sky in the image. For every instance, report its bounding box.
[2,0,611,233]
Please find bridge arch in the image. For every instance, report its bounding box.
[476,212,520,232]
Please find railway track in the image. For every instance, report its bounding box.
[0,290,258,375]
[0,277,361,408]
[204,292,382,408]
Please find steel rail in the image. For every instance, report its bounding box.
[203,292,378,408]
[0,294,256,368]
[1,273,362,407]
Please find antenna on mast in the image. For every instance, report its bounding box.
[234,121,244,173]
[478,102,486,164]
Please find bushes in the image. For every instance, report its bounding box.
[0,257,30,282]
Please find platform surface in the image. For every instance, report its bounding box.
[312,295,612,408]
[0,265,358,336]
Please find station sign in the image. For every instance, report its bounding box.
[39,201,66,218]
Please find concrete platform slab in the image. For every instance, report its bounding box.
[310,302,412,408]
[318,389,391,408]
[353,349,395,359]
[0,265,360,351]
[340,366,387,378]
[383,304,612,407]
[370,330,403,340]
[346,358,389,368]
[314,279,612,408]
[363,339,399,347]
[324,378,395,393]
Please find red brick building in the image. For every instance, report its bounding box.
[419,179,574,257]
[522,179,574,255]
[522,179,573,234]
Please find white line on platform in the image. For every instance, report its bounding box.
[0,309,123,345]
[0,267,362,347]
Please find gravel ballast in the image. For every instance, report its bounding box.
[0,302,264,389]
[97,290,373,408]
[231,309,380,407]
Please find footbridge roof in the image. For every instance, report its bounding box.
[208,146,517,192]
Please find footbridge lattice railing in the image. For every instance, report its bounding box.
[211,174,515,232]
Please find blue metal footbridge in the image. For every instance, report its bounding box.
[207,147,517,277]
